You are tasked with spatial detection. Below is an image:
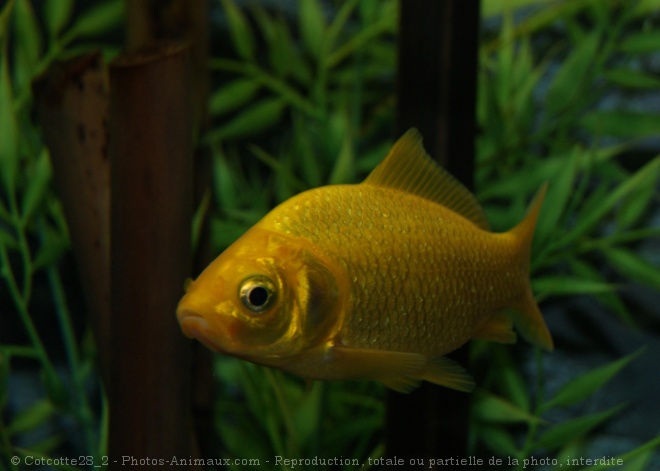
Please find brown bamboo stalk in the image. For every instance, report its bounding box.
[387,0,481,467]
[32,52,112,380]
[107,42,198,467]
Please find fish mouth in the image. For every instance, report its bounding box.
[177,308,223,353]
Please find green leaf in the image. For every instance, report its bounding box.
[581,111,660,138]
[616,164,657,229]
[534,148,578,247]
[495,348,530,411]
[44,0,74,38]
[61,0,123,45]
[473,391,543,425]
[541,349,643,411]
[14,0,42,77]
[221,0,255,61]
[248,145,307,194]
[32,222,69,271]
[605,68,660,89]
[477,423,520,457]
[0,1,15,40]
[568,258,635,327]
[328,132,355,185]
[298,0,326,59]
[211,145,238,210]
[209,78,261,117]
[21,148,52,224]
[533,276,617,298]
[619,31,660,54]
[536,404,626,450]
[7,399,56,435]
[603,247,660,289]
[205,97,287,144]
[546,32,599,116]
[578,433,660,471]
[561,156,660,246]
[0,35,19,195]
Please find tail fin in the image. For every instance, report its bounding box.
[509,184,554,351]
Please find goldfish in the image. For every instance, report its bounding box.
[177,129,553,393]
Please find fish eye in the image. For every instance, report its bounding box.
[239,276,276,314]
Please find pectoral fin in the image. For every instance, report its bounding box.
[330,346,475,393]
[330,346,426,381]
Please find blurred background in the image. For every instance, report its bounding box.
[1,0,659,470]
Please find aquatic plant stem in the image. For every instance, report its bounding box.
[263,369,299,456]
[0,192,56,381]
[516,348,547,469]
[46,263,98,455]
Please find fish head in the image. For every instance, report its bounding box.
[176,226,344,363]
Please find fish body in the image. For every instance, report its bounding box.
[177,129,553,392]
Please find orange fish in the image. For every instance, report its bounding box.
[177,129,553,393]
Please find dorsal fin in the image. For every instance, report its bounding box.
[363,128,490,230]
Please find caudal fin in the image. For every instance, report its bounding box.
[509,184,554,351]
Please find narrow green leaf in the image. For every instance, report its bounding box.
[32,225,68,271]
[546,32,599,116]
[577,433,660,471]
[603,247,660,289]
[298,0,326,59]
[619,31,660,54]
[328,133,355,185]
[473,391,542,425]
[44,0,74,38]
[62,0,123,44]
[14,0,42,75]
[209,78,261,117]
[616,166,657,229]
[7,399,56,435]
[0,35,18,195]
[568,258,635,327]
[211,145,238,211]
[21,148,52,224]
[535,148,578,247]
[248,145,307,194]
[533,276,617,298]
[252,8,296,78]
[495,348,530,411]
[629,0,660,17]
[478,424,521,457]
[0,0,15,39]
[221,0,255,61]
[293,117,322,187]
[581,111,660,138]
[561,156,660,246]
[205,97,286,144]
[481,0,556,18]
[536,404,626,450]
[605,68,660,89]
[541,349,643,411]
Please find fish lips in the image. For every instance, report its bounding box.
[177,308,226,354]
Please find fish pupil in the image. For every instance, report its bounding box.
[248,286,269,307]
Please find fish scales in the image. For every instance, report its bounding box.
[177,129,553,392]
[263,184,524,356]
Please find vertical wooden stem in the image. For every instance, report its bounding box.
[32,53,112,381]
[107,42,196,466]
[388,0,480,467]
